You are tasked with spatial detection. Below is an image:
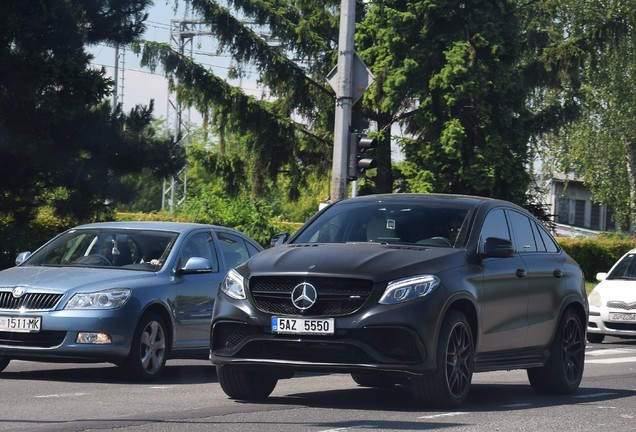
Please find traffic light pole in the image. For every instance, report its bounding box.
[330,0,356,202]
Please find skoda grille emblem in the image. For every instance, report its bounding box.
[291,282,317,311]
[12,286,26,298]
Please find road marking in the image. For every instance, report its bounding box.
[586,356,636,364]
[35,392,88,398]
[574,392,617,399]
[418,412,470,419]
[586,348,636,357]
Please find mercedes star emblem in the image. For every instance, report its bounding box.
[291,282,318,311]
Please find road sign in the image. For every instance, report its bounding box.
[327,53,375,105]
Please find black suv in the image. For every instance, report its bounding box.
[210,194,588,407]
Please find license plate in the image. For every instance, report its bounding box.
[271,317,334,335]
[0,315,42,333]
[609,312,636,322]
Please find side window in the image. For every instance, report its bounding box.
[537,224,559,253]
[480,209,511,243]
[178,232,219,272]
[507,210,537,253]
[217,232,252,269]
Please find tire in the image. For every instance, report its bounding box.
[0,357,10,372]
[586,332,605,344]
[527,308,585,394]
[411,310,474,408]
[351,372,395,388]
[122,312,168,381]
[217,365,278,400]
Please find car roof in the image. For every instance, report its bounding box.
[340,193,513,208]
[71,221,235,234]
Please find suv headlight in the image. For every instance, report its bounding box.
[221,268,246,300]
[65,288,131,309]
[379,275,441,304]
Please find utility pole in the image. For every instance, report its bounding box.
[330,0,356,201]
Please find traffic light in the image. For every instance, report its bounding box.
[348,133,377,180]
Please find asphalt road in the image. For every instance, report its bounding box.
[1,337,634,432]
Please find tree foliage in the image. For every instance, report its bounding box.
[0,0,185,226]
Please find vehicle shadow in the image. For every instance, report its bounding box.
[0,360,218,385]
[247,382,636,413]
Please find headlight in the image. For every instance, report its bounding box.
[221,268,246,300]
[379,275,441,305]
[65,288,131,310]
[588,289,602,308]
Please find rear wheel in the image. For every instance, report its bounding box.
[527,308,585,394]
[217,365,278,400]
[122,312,168,381]
[586,332,605,344]
[411,310,474,408]
[351,372,395,388]
[0,357,10,372]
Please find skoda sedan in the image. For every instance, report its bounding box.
[210,194,588,408]
[0,221,262,380]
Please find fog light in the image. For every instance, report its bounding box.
[76,332,112,344]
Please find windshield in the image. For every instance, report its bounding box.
[24,228,179,271]
[294,200,473,248]
[607,252,636,280]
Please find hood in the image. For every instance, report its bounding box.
[242,243,466,283]
[0,266,156,293]
[595,279,636,303]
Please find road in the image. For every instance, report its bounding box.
[1,337,634,432]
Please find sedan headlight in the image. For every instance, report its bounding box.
[221,268,246,300]
[588,289,602,308]
[379,275,441,305]
[65,288,131,310]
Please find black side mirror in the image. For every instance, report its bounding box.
[481,237,515,258]
[269,232,290,247]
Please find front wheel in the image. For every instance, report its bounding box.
[217,365,278,400]
[411,310,474,408]
[122,312,168,381]
[527,308,585,394]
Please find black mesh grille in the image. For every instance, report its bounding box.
[249,276,374,316]
[606,300,636,310]
[0,331,66,347]
[0,291,63,311]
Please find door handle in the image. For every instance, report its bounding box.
[516,268,527,278]
[553,268,563,278]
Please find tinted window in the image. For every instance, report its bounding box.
[537,224,559,253]
[508,210,537,253]
[480,209,511,245]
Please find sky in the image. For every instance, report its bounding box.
[88,1,262,126]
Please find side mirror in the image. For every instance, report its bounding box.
[269,232,290,247]
[15,251,32,266]
[176,257,212,274]
[481,237,515,258]
[596,272,607,282]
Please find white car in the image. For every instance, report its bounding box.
[587,248,636,343]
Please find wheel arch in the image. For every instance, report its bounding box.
[443,297,479,347]
[139,302,174,354]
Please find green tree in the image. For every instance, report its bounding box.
[544,1,636,228]
[0,0,185,225]
[138,0,587,210]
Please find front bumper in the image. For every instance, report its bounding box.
[0,308,140,363]
[587,307,636,338]
[210,293,444,375]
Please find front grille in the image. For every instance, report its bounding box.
[607,300,636,310]
[249,276,374,316]
[0,331,66,348]
[0,291,63,311]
